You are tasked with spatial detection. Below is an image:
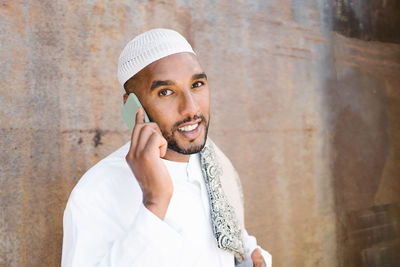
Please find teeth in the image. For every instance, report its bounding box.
[179,123,198,132]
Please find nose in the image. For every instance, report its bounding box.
[178,89,200,119]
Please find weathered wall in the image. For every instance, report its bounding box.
[326,1,400,265]
[0,0,399,266]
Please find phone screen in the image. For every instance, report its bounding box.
[121,93,150,131]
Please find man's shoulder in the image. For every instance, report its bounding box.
[209,139,236,171]
[69,142,135,202]
[210,139,245,212]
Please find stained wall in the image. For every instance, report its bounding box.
[0,0,399,266]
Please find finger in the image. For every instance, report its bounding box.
[127,123,144,158]
[136,107,145,125]
[159,135,168,157]
[141,121,163,137]
[129,108,152,153]
[135,125,157,157]
[141,123,167,157]
[137,122,165,156]
[128,123,160,161]
[145,132,168,158]
[127,108,146,155]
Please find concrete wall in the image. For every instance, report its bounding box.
[1,0,399,266]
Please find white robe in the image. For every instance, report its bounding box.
[61,142,272,267]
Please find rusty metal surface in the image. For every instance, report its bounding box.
[325,28,400,267]
[330,0,400,43]
[341,203,400,266]
[0,0,399,266]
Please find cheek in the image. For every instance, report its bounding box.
[148,105,177,131]
[199,89,211,113]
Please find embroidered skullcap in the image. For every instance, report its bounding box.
[117,28,196,86]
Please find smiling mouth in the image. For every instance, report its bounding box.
[176,120,202,141]
[178,123,199,132]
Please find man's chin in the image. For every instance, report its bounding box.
[167,138,207,155]
[164,120,210,155]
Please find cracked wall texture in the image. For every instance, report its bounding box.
[0,0,399,266]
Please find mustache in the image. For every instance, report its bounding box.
[172,114,207,131]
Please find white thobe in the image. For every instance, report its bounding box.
[61,142,272,267]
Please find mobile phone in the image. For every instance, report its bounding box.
[121,93,150,131]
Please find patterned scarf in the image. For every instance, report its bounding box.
[199,140,246,263]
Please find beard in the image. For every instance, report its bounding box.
[161,114,209,155]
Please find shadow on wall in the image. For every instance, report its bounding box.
[325,71,400,266]
[332,0,400,44]
[342,203,400,266]
[326,0,400,265]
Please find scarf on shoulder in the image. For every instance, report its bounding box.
[199,139,246,263]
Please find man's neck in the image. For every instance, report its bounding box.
[163,149,190,162]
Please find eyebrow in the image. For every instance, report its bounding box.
[150,72,208,92]
[192,72,207,81]
[150,80,175,91]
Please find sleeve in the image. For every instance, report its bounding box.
[235,229,272,267]
[61,194,185,267]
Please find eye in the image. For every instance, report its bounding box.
[158,89,173,97]
[191,81,204,88]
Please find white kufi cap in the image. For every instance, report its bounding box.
[117,28,195,86]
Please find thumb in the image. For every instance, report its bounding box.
[251,248,263,267]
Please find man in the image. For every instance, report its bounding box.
[62,28,271,267]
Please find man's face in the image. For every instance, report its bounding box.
[127,52,210,155]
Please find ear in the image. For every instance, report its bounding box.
[123,93,129,104]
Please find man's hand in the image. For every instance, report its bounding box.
[125,107,172,220]
[251,248,266,267]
